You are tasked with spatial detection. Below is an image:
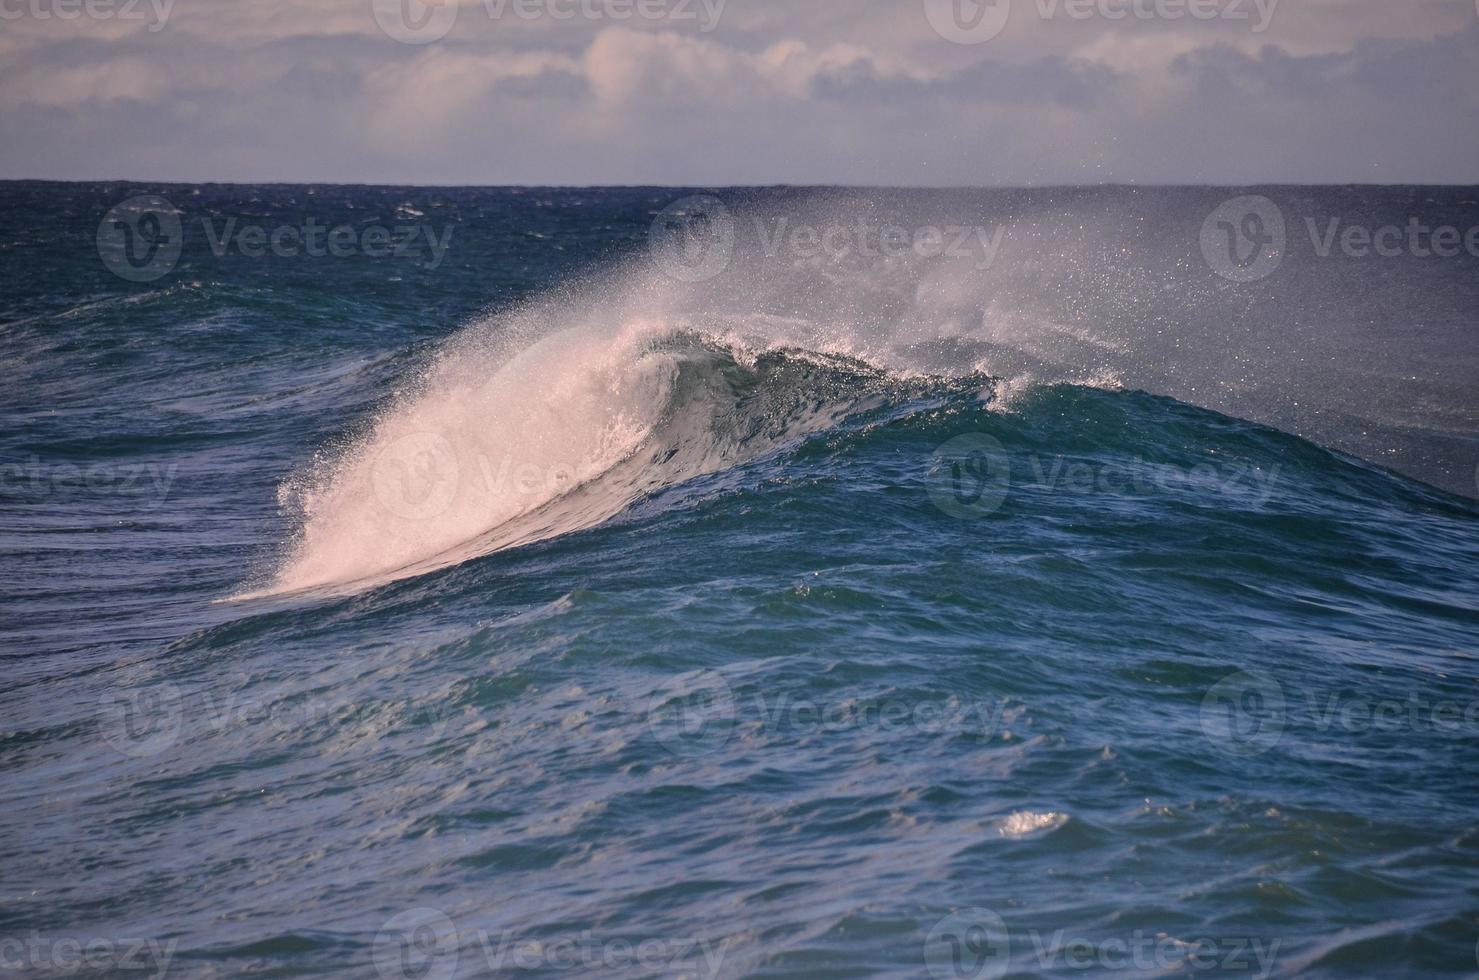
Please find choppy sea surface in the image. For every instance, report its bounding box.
[2,183,1478,978]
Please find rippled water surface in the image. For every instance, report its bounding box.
[2,183,1478,978]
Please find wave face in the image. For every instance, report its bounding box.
[4,183,1479,978]
[266,322,955,595]
[257,187,1479,596]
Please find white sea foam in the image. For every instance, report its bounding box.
[994,810,1069,838]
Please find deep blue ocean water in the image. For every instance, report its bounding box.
[2,183,1478,978]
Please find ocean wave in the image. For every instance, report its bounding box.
[249,319,982,597]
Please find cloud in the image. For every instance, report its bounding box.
[1,56,171,108]
[364,47,584,144]
[583,28,925,105]
[0,0,1474,183]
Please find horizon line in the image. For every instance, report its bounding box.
[5,178,1479,191]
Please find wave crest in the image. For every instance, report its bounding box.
[252,313,963,597]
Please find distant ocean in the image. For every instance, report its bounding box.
[2,182,1477,978]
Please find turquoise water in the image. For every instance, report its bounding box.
[2,183,1478,978]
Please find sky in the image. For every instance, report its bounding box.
[1,0,1477,185]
